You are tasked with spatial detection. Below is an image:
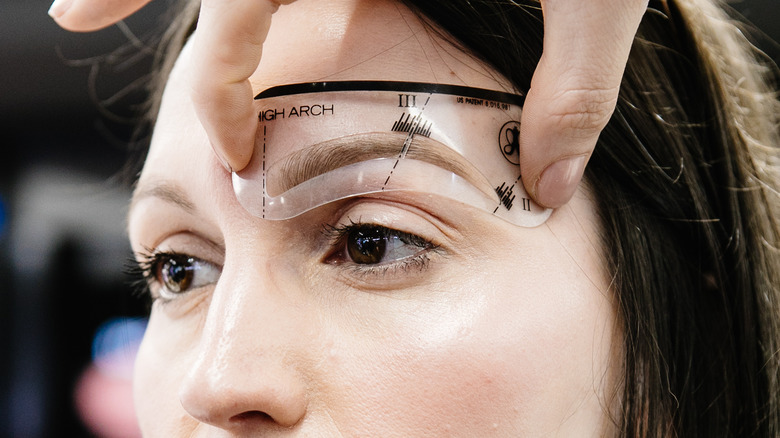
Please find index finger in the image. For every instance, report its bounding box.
[520,0,648,208]
[49,0,152,32]
[189,0,295,172]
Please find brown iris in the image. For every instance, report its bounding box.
[347,226,388,264]
[156,255,195,293]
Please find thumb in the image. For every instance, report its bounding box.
[520,0,648,208]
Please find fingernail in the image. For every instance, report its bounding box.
[535,155,587,208]
[212,145,234,173]
[48,0,74,18]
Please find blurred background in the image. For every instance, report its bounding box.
[0,0,778,436]
[2,1,171,436]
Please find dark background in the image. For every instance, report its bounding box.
[0,0,777,436]
[1,1,171,436]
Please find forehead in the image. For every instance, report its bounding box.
[148,0,512,167]
[247,0,511,94]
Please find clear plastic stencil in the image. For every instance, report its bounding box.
[233,81,552,227]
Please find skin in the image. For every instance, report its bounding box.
[127,1,620,435]
[49,0,648,209]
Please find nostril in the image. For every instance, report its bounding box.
[230,410,274,423]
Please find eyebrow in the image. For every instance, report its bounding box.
[268,132,495,198]
[129,180,196,216]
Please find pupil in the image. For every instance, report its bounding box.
[347,227,387,264]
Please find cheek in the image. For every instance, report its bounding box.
[317,328,526,436]
[133,311,199,437]
[353,343,530,436]
[319,250,615,436]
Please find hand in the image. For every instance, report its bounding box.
[521,0,648,207]
[50,0,294,173]
[186,0,295,171]
[50,0,647,208]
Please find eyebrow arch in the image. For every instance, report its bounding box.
[129,180,196,216]
[267,132,495,198]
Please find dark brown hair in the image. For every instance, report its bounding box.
[146,0,780,435]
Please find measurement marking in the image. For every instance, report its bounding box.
[382,92,433,190]
[262,125,266,218]
[398,93,416,108]
[494,175,523,213]
[495,182,516,211]
[391,113,433,137]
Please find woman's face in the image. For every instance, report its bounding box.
[128,0,619,435]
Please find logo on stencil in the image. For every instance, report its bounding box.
[499,121,521,165]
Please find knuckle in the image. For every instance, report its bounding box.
[547,86,619,135]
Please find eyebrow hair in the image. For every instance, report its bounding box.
[129,180,196,215]
[268,132,495,198]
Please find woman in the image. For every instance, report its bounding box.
[127,0,780,435]
[51,0,649,211]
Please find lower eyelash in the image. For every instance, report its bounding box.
[343,251,433,278]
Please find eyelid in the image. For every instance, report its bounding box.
[330,198,445,241]
[331,195,462,243]
[128,193,225,266]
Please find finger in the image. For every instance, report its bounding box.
[189,0,294,172]
[49,0,152,32]
[520,0,648,208]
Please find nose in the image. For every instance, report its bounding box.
[178,260,309,430]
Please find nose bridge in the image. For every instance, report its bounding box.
[205,261,306,372]
[179,248,310,428]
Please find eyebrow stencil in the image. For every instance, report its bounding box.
[232,81,552,227]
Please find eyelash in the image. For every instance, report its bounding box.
[127,250,162,302]
[126,258,153,303]
[321,220,440,277]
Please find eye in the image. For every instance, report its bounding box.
[136,251,221,301]
[326,222,437,268]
